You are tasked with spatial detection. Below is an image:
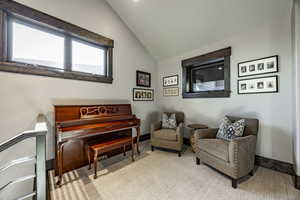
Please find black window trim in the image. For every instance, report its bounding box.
[0,0,114,83]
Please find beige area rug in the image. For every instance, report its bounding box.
[49,142,300,200]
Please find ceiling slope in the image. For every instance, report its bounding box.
[106,0,292,60]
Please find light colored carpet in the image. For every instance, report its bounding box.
[49,142,300,200]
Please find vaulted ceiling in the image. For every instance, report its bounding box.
[106,0,292,60]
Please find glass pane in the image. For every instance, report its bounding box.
[11,21,64,69]
[72,40,105,75]
[191,64,225,92]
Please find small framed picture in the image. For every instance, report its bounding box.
[163,87,179,96]
[238,75,278,94]
[136,70,151,87]
[163,75,178,87]
[133,88,154,101]
[238,55,279,77]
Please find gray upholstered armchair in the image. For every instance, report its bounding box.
[150,112,184,157]
[194,116,259,188]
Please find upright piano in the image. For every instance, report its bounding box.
[55,104,140,184]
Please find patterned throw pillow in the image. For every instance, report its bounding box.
[216,116,245,141]
[162,113,177,129]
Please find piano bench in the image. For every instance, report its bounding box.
[85,136,134,179]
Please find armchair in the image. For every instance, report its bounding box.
[194,116,259,188]
[150,112,184,157]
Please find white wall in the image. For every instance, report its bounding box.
[157,17,293,163]
[292,0,300,175]
[0,0,157,198]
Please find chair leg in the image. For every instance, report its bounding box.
[232,179,238,189]
[196,157,200,165]
[178,151,181,157]
[249,169,254,176]
[151,145,154,151]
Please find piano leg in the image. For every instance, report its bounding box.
[123,145,126,156]
[131,137,135,162]
[86,145,91,170]
[93,150,98,179]
[136,127,140,154]
[56,143,65,185]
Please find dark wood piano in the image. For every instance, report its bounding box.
[55,104,141,184]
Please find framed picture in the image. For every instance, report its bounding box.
[238,55,279,77]
[133,88,154,101]
[163,87,179,96]
[238,75,278,94]
[136,70,151,87]
[163,75,178,87]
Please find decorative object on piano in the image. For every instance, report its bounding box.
[238,55,279,77]
[163,74,178,87]
[54,104,141,185]
[238,75,278,94]
[80,106,119,119]
[163,87,179,96]
[133,88,154,101]
[136,70,151,87]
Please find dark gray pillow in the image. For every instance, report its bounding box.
[216,116,245,141]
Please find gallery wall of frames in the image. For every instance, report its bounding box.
[237,55,279,94]
[133,70,154,101]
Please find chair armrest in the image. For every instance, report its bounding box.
[195,128,218,140]
[176,122,184,144]
[151,121,162,134]
[228,135,257,177]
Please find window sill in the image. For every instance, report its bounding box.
[182,90,231,98]
[0,62,113,83]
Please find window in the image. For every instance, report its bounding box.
[0,1,113,83]
[72,40,106,75]
[182,47,231,98]
[11,20,65,69]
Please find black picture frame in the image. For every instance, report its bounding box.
[237,75,278,95]
[238,55,279,78]
[163,75,179,87]
[133,88,154,101]
[136,70,151,88]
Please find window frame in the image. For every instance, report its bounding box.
[181,47,231,98]
[0,1,114,83]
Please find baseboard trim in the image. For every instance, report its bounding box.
[140,133,150,141]
[46,159,55,171]
[255,155,294,175]
[295,175,300,190]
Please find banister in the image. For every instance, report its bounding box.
[0,156,35,174]
[0,114,47,199]
[0,174,36,192]
[0,114,47,152]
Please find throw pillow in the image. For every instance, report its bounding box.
[162,113,177,129]
[216,117,245,141]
